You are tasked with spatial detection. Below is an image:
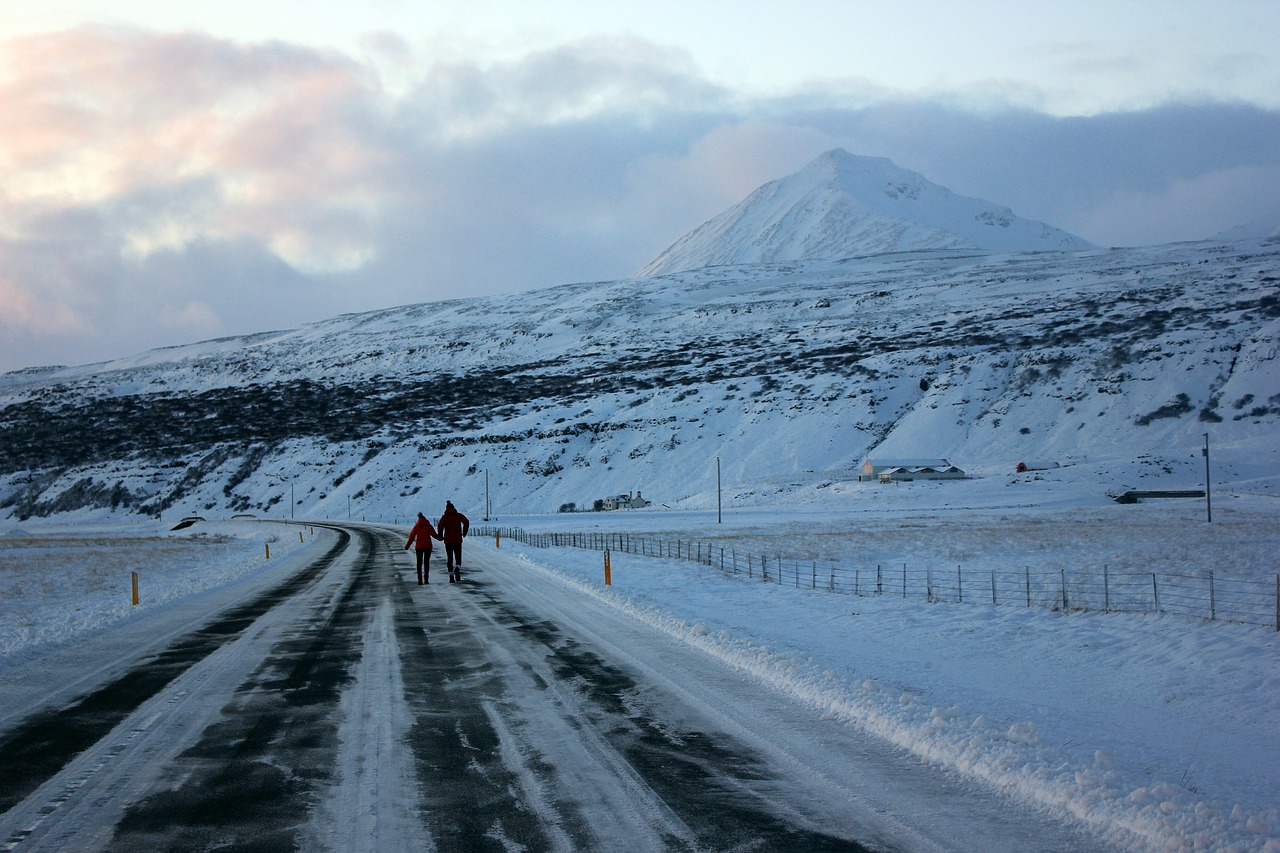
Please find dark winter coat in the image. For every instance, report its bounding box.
[437,506,469,545]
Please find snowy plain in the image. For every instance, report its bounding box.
[1,464,1277,852]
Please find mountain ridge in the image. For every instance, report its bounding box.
[1,234,1276,521]
[638,149,1095,277]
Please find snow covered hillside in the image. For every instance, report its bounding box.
[638,149,1095,276]
[0,233,1277,523]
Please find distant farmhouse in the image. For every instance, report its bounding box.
[599,491,652,511]
[858,458,966,483]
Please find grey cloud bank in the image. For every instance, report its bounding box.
[0,27,1277,373]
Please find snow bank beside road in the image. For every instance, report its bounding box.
[0,519,317,661]
[489,505,1280,852]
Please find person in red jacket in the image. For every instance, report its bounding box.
[437,501,470,582]
[404,512,442,585]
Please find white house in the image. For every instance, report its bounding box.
[859,459,965,482]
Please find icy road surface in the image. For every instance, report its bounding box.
[0,523,1107,852]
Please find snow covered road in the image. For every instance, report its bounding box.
[0,522,1108,851]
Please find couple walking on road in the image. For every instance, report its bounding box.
[404,501,470,585]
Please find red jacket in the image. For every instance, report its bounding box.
[405,516,440,550]
[437,507,469,545]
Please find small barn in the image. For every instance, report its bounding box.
[859,459,965,483]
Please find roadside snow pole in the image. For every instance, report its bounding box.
[131,571,139,606]
[496,530,501,549]
[299,531,304,544]
[604,549,611,586]
[265,543,271,560]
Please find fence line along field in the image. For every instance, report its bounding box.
[477,500,1280,630]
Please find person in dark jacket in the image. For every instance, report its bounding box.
[437,501,470,582]
[404,512,442,585]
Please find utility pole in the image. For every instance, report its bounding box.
[717,456,722,524]
[1202,433,1212,523]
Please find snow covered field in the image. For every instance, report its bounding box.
[1,481,1278,851]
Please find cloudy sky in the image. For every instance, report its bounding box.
[1,1,1278,372]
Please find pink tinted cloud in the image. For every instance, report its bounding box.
[0,26,393,223]
[0,274,86,335]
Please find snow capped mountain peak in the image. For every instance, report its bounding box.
[802,149,921,189]
[638,148,1095,277]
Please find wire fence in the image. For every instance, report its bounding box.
[474,526,1280,631]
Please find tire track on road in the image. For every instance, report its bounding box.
[105,526,378,850]
[0,529,350,820]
